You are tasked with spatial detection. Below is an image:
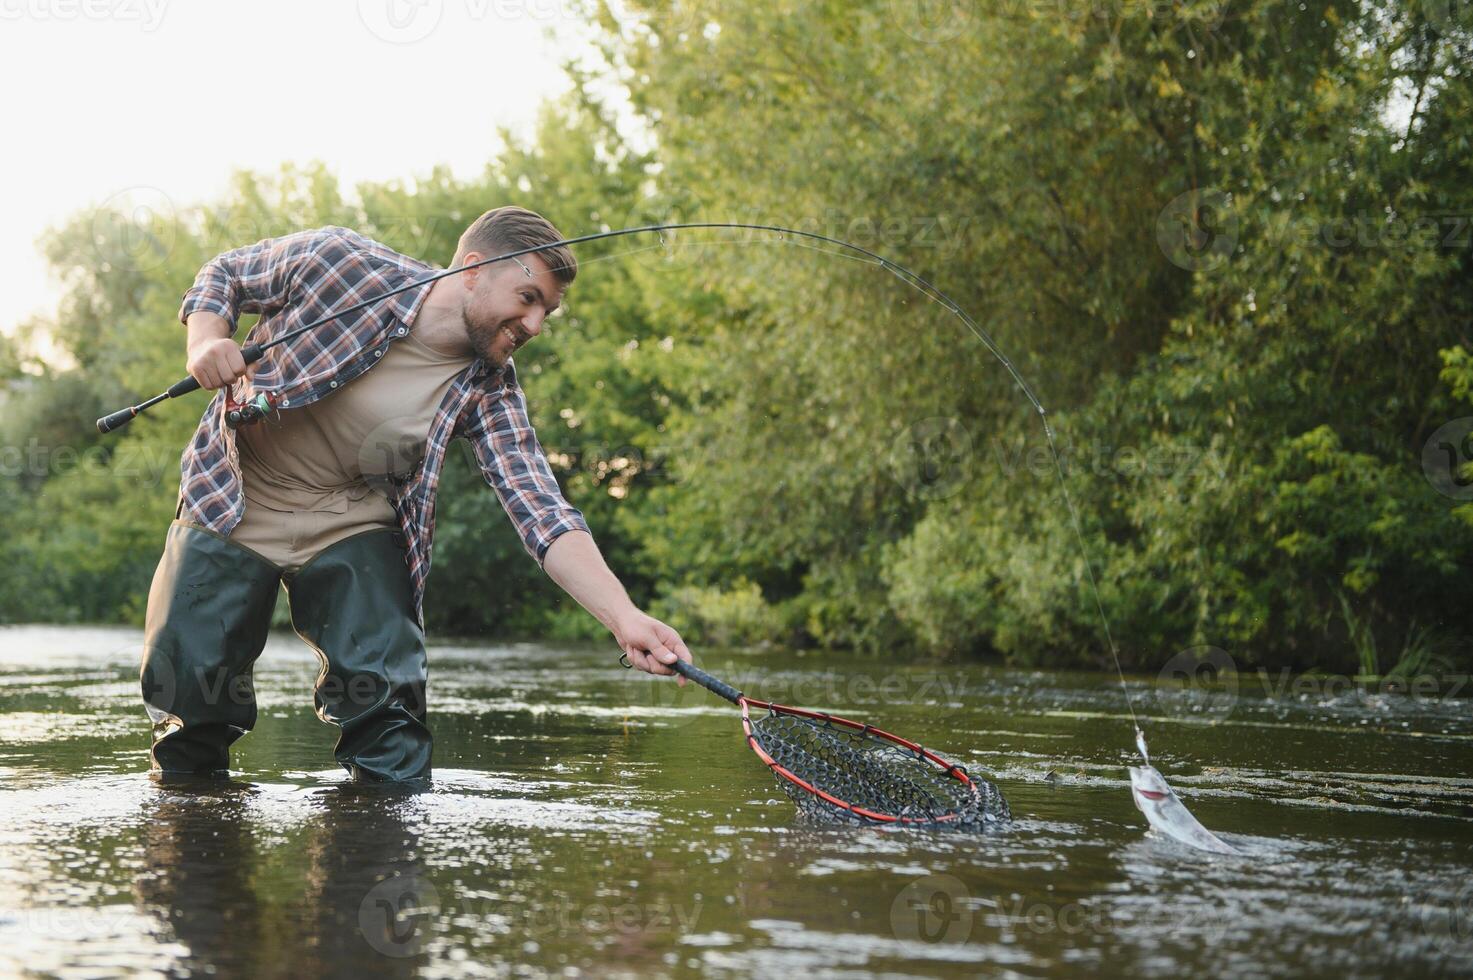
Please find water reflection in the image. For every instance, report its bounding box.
[136,779,267,975]
[135,777,431,977]
[2,627,1472,976]
[300,782,433,973]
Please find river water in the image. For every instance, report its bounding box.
[0,624,1470,977]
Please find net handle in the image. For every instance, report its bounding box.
[672,660,744,705]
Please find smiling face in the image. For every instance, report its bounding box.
[459,252,564,369]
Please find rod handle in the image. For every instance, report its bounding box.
[96,406,139,434]
[165,344,262,399]
[97,343,269,434]
[165,375,201,399]
[672,659,743,705]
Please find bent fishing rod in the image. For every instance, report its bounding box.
[95,222,1044,434]
[94,219,1148,752]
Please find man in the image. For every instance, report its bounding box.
[142,206,691,781]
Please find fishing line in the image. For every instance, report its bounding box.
[575,227,1144,747]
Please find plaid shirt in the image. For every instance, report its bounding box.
[176,226,589,625]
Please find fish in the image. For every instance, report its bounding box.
[1128,763,1239,855]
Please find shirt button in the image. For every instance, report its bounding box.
[396,327,407,336]
[329,381,339,388]
[281,398,290,407]
[374,349,384,358]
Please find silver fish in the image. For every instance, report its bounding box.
[1128,763,1239,855]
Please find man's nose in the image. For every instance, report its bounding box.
[522,311,545,336]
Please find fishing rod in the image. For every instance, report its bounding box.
[93,217,1131,717]
[95,222,1045,434]
[97,220,1182,802]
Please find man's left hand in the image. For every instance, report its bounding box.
[614,611,693,684]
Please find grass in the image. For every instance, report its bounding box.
[1337,591,1448,682]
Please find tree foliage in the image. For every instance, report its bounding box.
[2,0,1469,672]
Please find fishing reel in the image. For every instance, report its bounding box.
[224,390,277,429]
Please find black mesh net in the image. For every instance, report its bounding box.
[749,712,1011,830]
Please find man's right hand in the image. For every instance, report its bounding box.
[184,311,253,390]
[186,337,253,390]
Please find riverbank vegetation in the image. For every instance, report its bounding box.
[1,0,1469,674]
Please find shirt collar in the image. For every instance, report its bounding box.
[395,260,510,387]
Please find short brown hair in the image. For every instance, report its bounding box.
[455,206,577,286]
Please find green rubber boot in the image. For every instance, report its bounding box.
[285,528,433,782]
[142,520,283,776]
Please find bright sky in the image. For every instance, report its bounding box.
[0,0,613,348]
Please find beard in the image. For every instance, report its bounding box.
[463,307,518,367]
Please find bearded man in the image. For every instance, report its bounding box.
[141,206,690,781]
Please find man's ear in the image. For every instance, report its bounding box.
[459,258,482,292]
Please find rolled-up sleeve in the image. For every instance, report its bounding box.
[459,363,590,566]
[178,227,344,334]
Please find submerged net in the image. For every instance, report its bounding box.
[749,711,1011,830]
